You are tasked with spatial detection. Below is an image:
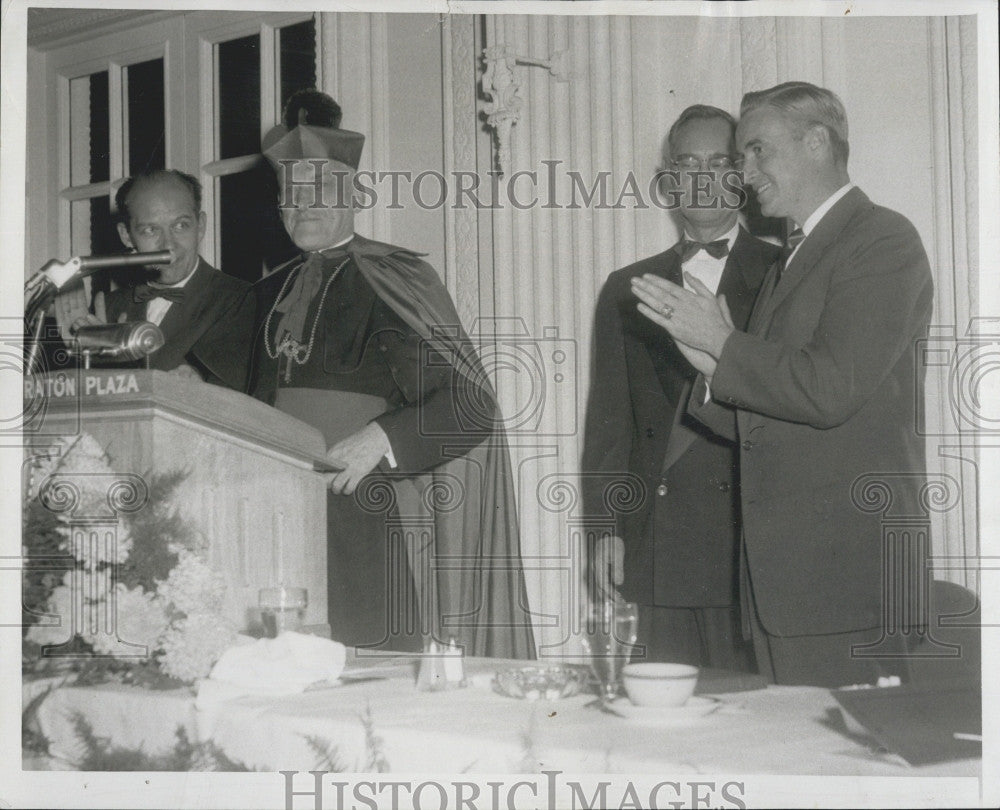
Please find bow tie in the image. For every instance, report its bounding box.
[132,284,185,304]
[675,238,730,263]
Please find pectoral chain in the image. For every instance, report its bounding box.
[264,256,350,383]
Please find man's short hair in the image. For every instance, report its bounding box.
[666,104,737,160]
[740,81,850,165]
[115,169,202,226]
[282,88,343,130]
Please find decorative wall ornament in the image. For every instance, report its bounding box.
[481,45,570,175]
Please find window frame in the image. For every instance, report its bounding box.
[185,11,315,271]
[35,10,316,274]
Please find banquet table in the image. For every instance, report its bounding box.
[27,652,981,777]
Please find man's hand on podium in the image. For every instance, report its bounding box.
[53,285,104,342]
[325,422,392,496]
[168,363,203,381]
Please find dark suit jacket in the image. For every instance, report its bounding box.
[581,228,779,607]
[692,187,934,637]
[102,258,252,389]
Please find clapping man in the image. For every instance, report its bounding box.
[631,82,933,687]
[582,105,779,670]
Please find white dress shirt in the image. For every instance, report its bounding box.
[144,261,200,326]
[681,220,740,296]
[787,183,855,264]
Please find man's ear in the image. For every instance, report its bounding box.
[805,125,830,158]
[197,210,207,243]
[116,222,134,250]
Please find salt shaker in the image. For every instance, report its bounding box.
[443,637,466,688]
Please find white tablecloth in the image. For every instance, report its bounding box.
[28,655,981,776]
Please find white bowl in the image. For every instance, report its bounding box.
[622,662,699,708]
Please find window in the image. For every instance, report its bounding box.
[203,17,317,282]
[62,56,166,293]
[40,12,318,288]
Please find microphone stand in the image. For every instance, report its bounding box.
[23,251,172,376]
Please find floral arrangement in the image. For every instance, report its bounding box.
[23,433,237,685]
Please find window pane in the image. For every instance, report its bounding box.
[126,58,165,175]
[69,71,109,185]
[71,196,123,295]
[217,35,261,159]
[218,164,297,283]
[279,19,316,114]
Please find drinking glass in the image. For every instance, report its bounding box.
[259,586,307,637]
[580,599,638,701]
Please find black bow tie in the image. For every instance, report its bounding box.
[132,284,185,304]
[675,238,730,263]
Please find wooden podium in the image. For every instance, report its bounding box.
[25,369,328,631]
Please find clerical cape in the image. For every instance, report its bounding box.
[243,235,536,659]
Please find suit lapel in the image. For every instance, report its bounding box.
[155,258,213,343]
[660,228,767,474]
[754,187,868,331]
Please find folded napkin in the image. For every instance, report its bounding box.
[195,633,347,741]
[198,631,346,698]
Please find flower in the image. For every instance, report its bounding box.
[159,612,237,682]
[90,584,169,657]
[157,548,227,616]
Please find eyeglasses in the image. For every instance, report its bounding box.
[670,155,739,171]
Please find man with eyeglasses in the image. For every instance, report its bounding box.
[631,82,933,687]
[582,104,779,670]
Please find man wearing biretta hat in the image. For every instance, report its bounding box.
[241,91,535,658]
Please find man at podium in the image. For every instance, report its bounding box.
[230,97,535,658]
[53,170,251,389]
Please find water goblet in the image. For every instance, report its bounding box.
[580,599,638,702]
[259,586,307,638]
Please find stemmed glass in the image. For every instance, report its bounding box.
[580,599,638,702]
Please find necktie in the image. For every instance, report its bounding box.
[132,284,185,304]
[675,238,730,263]
[775,227,806,284]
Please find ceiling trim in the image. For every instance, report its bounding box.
[27,9,183,51]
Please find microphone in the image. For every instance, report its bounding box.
[77,251,172,270]
[36,251,174,291]
[70,321,165,362]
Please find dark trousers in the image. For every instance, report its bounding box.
[634,603,757,671]
[742,545,909,688]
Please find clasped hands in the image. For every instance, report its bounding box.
[630,272,735,380]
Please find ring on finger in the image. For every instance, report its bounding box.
[660,304,673,319]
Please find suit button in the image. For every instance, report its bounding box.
[727,396,737,404]
[646,428,654,438]
[380,345,388,352]
[718,481,730,492]
[656,484,668,496]
[742,440,753,451]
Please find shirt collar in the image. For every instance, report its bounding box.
[316,234,355,255]
[149,257,201,290]
[682,220,740,249]
[799,183,855,236]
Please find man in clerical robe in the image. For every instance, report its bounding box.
[238,112,535,657]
